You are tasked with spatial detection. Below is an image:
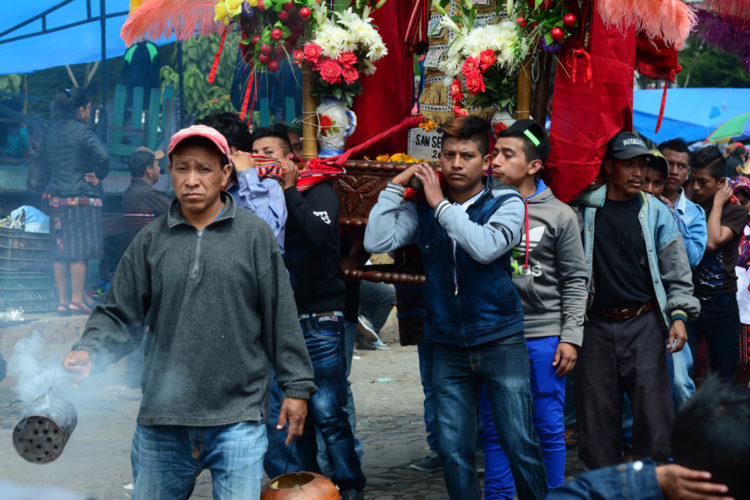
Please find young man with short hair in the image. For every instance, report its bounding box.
[577,131,699,469]
[484,119,588,497]
[196,112,287,252]
[62,125,316,499]
[688,145,749,383]
[548,377,745,500]
[658,138,707,268]
[642,150,668,199]
[274,128,366,500]
[365,116,548,500]
[252,126,294,159]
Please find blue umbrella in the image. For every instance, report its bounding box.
[633,87,750,143]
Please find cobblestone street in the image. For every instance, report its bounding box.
[0,313,583,499]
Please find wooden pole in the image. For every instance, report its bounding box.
[516,58,532,120]
[302,65,319,159]
[532,52,553,126]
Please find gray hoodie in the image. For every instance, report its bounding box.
[73,194,316,427]
[503,181,588,346]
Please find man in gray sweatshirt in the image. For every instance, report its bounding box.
[481,119,588,498]
[62,125,316,500]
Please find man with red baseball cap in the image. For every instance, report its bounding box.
[62,124,316,499]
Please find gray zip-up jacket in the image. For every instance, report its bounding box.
[505,182,588,346]
[73,194,316,426]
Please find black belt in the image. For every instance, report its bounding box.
[589,301,655,322]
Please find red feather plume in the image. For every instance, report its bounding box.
[121,0,222,46]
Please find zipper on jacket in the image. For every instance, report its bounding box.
[191,231,203,280]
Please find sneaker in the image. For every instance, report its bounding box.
[374,338,390,350]
[410,452,442,472]
[357,315,380,343]
[356,336,377,351]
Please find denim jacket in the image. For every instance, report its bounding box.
[579,185,700,327]
[547,460,663,500]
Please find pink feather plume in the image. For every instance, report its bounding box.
[597,0,697,49]
[121,0,222,46]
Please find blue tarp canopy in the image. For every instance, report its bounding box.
[0,0,170,75]
[634,88,750,143]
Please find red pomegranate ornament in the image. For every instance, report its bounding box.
[261,472,340,500]
[563,13,577,28]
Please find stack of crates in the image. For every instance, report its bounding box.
[0,227,54,313]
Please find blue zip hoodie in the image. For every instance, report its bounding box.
[364,181,525,346]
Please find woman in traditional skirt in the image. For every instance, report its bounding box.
[43,88,109,315]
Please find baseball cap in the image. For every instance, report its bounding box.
[646,149,668,177]
[606,132,656,161]
[500,118,550,161]
[168,124,231,159]
[128,147,164,177]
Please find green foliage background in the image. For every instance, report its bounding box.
[160,31,240,119]
[677,36,750,88]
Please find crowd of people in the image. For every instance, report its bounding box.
[54,105,750,500]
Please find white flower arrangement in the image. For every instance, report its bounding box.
[301,4,388,105]
[438,19,528,86]
[310,6,388,64]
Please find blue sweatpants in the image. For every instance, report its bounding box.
[480,336,566,499]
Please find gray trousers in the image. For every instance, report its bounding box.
[576,309,674,469]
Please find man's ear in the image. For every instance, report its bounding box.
[603,158,614,177]
[221,162,232,187]
[528,159,543,176]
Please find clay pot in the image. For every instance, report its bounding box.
[261,472,340,500]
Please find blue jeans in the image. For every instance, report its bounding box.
[359,279,395,333]
[433,334,548,500]
[668,342,695,409]
[417,342,439,453]
[687,294,740,382]
[480,336,566,499]
[296,315,365,491]
[131,422,266,500]
[316,320,364,476]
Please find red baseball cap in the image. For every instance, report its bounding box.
[168,124,231,159]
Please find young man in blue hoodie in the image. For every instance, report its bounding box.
[482,119,588,498]
[364,116,547,500]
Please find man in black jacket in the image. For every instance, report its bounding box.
[256,127,366,500]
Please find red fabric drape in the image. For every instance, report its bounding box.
[345,0,415,158]
[544,5,636,203]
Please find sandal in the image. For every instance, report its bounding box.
[82,295,97,309]
[57,303,70,317]
[68,301,93,315]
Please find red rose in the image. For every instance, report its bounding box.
[452,106,468,117]
[319,114,333,133]
[478,49,496,72]
[449,79,464,103]
[293,49,305,66]
[303,43,323,64]
[465,73,485,95]
[342,66,359,85]
[461,57,480,77]
[337,52,358,68]
[318,59,343,84]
